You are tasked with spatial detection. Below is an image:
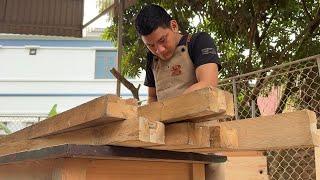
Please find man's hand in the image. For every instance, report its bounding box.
[183,63,219,94]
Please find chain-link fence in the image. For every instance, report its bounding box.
[218,54,320,180]
[0,114,47,135]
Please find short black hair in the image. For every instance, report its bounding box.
[135,4,172,36]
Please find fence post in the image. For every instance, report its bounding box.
[251,100,256,118]
[232,78,239,120]
[317,58,320,76]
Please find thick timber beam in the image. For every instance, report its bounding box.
[0,118,164,156]
[0,95,137,144]
[138,87,234,123]
[195,110,320,152]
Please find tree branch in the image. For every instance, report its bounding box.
[275,69,299,113]
[110,68,140,100]
[257,10,276,48]
[301,0,313,21]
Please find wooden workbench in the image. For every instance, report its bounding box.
[0,144,226,180]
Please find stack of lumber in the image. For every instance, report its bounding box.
[0,87,319,157]
[0,95,164,156]
[139,87,319,153]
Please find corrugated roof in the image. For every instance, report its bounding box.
[0,0,84,37]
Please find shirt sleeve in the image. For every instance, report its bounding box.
[144,52,156,87]
[189,32,222,71]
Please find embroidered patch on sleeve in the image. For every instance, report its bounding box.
[201,48,217,55]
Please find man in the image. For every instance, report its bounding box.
[135,4,221,103]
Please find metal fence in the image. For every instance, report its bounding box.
[218,54,320,180]
[0,114,47,135]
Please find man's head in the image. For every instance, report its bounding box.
[135,4,181,60]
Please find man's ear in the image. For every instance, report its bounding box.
[170,20,179,32]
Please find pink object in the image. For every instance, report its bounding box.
[257,87,281,116]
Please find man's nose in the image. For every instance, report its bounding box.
[156,44,165,54]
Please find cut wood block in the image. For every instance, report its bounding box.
[175,126,238,153]
[148,122,211,150]
[148,123,238,151]
[138,87,234,123]
[0,95,138,144]
[206,156,269,180]
[0,117,164,156]
[199,110,320,151]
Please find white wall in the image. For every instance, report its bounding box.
[0,46,148,115]
[0,47,95,80]
[0,80,147,114]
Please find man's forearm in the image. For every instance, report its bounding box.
[183,81,217,94]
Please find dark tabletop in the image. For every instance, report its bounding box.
[0,144,227,165]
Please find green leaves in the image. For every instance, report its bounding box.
[0,122,11,134]
[48,104,58,118]
[100,0,320,78]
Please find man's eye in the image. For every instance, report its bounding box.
[159,38,165,43]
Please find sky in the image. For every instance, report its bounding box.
[83,0,110,29]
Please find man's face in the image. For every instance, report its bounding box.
[141,21,179,60]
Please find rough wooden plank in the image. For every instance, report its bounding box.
[53,159,89,180]
[199,110,320,151]
[0,158,78,180]
[206,156,269,180]
[138,87,233,123]
[86,159,197,180]
[0,157,206,180]
[192,163,205,180]
[148,122,211,150]
[0,157,208,180]
[175,126,238,153]
[0,95,137,144]
[0,118,164,156]
[148,123,238,152]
